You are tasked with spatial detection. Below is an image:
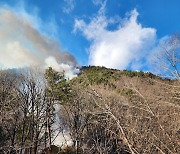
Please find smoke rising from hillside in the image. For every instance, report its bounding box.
[0,7,79,79]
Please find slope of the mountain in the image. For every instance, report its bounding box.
[0,66,179,154]
[61,66,180,153]
[71,66,179,106]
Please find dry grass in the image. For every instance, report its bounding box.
[62,67,180,153]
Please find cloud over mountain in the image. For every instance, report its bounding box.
[74,6,156,70]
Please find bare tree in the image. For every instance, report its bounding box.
[60,71,180,154]
[154,33,180,79]
[0,70,58,154]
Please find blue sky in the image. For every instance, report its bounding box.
[0,0,180,73]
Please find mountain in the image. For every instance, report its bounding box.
[0,66,179,154]
[61,66,180,153]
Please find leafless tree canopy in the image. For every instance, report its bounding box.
[155,33,180,79]
[0,70,60,153]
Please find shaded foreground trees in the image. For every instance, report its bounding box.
[0,69,66,153]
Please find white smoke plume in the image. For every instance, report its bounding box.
[45,56,80,79]
[0,5,78,147]
[52,103,73,147]
[0,6,79,79]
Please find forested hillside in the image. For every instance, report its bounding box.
[0,66,179,154]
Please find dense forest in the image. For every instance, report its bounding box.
[0,35,180,154]
[0,66,179,154]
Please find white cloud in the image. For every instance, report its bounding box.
[63,0,75,14]
[92,0,103,6]
[74,8,157,70]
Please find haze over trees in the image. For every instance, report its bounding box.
[0,34,179,154]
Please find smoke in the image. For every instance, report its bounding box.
[53,103,73,147]
[45,56,80,79]
[0,6,79,79]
